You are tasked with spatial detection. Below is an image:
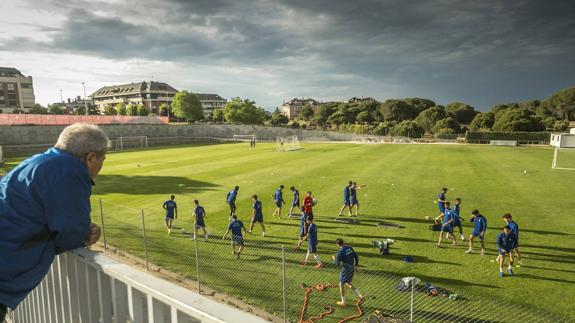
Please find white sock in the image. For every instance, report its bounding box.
[353,288,362,298]
[304,251,310,262]
[341,296,346,303]
[313,254,321,264]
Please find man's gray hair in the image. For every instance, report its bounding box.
[55,123,110,158]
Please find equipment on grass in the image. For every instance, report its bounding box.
[396,277,420,292]
[551,147,575,171]
[111,136,149,151]
[276,136,302,151]
[372,239,395,255]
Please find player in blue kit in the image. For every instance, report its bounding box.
[192,199,208,241]
[436,201,456,247]
[288,186,301,217]
[226,186,239,220]
[466,209,487,255]
[496,225,518,277]
[437,187,448,217]
[272,185,286,218]
[249,195,266,236]
[222,215,248,259]
[163,195,177,235]
[300,217,322,268]
[501,213,522,264]
[338,181,353,217]
[350,182,366,217]
[295,213,309,250]
[452,198,465,241]
[332,238,363,307]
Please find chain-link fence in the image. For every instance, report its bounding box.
[91,198,566,323]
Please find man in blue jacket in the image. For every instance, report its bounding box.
[332,238,363,306]
[497,225,518,277]
[0,123,108,320]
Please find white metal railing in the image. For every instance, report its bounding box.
[6,248,268,323]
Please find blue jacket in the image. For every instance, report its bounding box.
[0,148,92,308]
[496,232,517,251]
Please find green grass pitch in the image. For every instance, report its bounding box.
[7,142,575,321]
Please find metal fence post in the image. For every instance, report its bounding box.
[194,238,201,294]
[141,209,149,271]
[99,199,107,251]
[281,245,287,323]
[410,280,415,322]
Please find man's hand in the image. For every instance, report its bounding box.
[84,223,101,246]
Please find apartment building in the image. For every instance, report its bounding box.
[0,67,35,113]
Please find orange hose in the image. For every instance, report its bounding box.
[338,297,364,323]
[299,283,364,323]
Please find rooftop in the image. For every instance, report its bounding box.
[91,81,178,97]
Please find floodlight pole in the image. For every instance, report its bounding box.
[82,82,88,115]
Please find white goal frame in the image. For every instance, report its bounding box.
[276,136,302,151]
[112,136,149,151]
[552,147,575,171]
[232,134,256,142]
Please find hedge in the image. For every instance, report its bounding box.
[465,131,550,143]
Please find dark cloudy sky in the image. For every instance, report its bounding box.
[1,0,574,110]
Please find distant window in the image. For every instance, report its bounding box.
[21,83,33,89]
[7,83,15,91]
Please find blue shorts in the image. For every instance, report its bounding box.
[471,230,484,240]
[308,243,317,253]
[253,215,263,223]
[304,213,314,221]
[350,198,359,206]
[195,221,205,228]
[165,214,174,220]
[232,235,244,246]
[438,204,445,213]
[229,202,236,210]
[292,200,300,207]
[340,267,355,284]
[442,224,453,234]
[275,200,282,208]
[498,248,511,256]
[512,241,519,249]
[343,198,351,206]
[452,218,461,227]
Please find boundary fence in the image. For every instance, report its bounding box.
[91,198,567,323]
[0,114,168,125]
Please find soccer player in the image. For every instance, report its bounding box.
[502,213,522,264]
[300,217,322,268]
[226,186,239,219]
[295,212,308,250]
[437,187,448,217]
[163,195,177,235]
[272,185,286,218]
[302,191,314,221]
[436,201,456,247]
[288,186,301,217]
[193,199,208,241]
[249,195,266,236]
[453,198,465,241]
[332,238,363,307]
[350,182,366,217]
[222,215,248,259]
[496,225,518,277]
[250,137,256,148]
[338,181,353,216]
[466,209,487,255]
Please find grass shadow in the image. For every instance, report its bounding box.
[94,174,219,195]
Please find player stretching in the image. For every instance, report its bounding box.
[193,199,208,241]
[350,182,366,217]
[163,195,177,235]
[272,185,286,218]
[222,215,248,259]
[249,195,266,236]
[338,181,353,216]
[437,187,448,218]
[436,201,456,247]
[501,213,522,264]
[288,186,301,217]
[496,225,518,277]
[332,238,363,307]
[453,198,465,241]
[466,209,487,255]
[226,186,239,220]
[300,217,322,268]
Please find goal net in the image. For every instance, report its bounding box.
[232,134,256,142]
[552,148,575,171]
[276,136,302,151]
[111,136,149,151]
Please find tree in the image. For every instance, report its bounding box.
[389,120,424,138]
[356,111,374,123]
[117,104,127,116]
[212,108,225,122]
[379,99,419,122]
[432,117,461,134]
[171,91,203,121]
[103,105,117,115]
[158,103,170,116]
[137,104,149,116]
[372,122,393,135]
[48,104,65,115]
[492,108,545,132]
[29,103,47,114]
[557,103,575,122]
[404,98,436,113]
[326,104,357,125]
[127,104,138,116]
[312,102,338,125]
[544,86,575,120]
[445,102,478,124]
[300,105,315,121]
[469,112,495,130]
[415,106,446,133]
[223,97,265,125]
[271,108,289,126]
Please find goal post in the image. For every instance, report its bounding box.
[112,136,149,151]
[276,136,302,151]
[552,147,575,171]
[232,134,256,142]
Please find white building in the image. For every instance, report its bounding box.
[196,93,227,118]
[0,67,35,113]
[550,133,575,148]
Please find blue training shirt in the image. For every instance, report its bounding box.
[0,148,92,308]
[453,204,461,218]
[471,215,487,232]
[227,189,238,204]
[274,189,283,202]
[308,223,318,244]
[442,208,453,224]
[163,200,177,216]
[228,219,245,237]
[335,246,359,268]
[194,206,205,222]
[508,221,519,238]
[496,232,517,251]
[253,200,263,217]
[293,190,300,203]
[438,192,446,206]
[344,186,351,200]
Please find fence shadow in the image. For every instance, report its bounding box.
[94,174,219,195]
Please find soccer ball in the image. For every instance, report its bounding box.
[312,198,318,206]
